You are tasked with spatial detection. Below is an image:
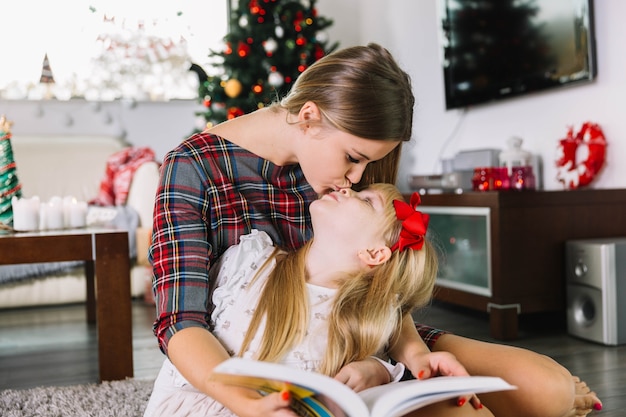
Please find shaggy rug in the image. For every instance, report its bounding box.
[0,378,154,417]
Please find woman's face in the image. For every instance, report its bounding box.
[310,187,389,249]
[298,129,399,195]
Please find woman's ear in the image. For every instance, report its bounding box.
[297,101,322,126]
[358,246,392,267]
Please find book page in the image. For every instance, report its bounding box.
[358,376,516,417]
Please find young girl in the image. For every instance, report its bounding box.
[149,43,600,417]
[146,184,494,417]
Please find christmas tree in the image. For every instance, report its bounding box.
[196,0,338,129]
[39,53,56,100]
[0,115,23,227]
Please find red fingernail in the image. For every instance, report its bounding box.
[593,403,602,411]
[281,390,291,401]
[478,403,483,409]
[457,398,466,407]
[417,370,425,379]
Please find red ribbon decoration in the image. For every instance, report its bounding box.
[390,192,430,252]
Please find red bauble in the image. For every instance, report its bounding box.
[314,45,325,60]
[227,107,245,120]
[237,42,251,58]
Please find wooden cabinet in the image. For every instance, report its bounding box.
[409,189,626,340]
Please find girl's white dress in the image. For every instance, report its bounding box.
[144,230,402,416]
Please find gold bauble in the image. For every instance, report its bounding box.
[224,79,243,98]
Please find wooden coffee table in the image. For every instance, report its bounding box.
[0,228,133,382]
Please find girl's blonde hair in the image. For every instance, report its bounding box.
[239,184,437,376]
[275,43,415,188]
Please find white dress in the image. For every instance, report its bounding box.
[144,230,337,417]
[211,229,337,370]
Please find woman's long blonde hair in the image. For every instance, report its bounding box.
[274,43,415,189]
[239,184,437,376]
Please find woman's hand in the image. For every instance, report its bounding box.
[406,351,483,410]
[333,357,391,392]
[407,351,469,379]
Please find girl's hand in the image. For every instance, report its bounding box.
[334,357,391,392]
[229,390,299,417]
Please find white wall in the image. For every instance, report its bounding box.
[346,0,625,193]
[0,99,204,162]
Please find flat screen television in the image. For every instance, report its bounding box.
[438,0,597,110]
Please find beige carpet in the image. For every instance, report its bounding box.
[0,379,154,417]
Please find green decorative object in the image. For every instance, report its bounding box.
[0,115,22,227]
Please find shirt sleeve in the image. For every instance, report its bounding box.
[371,356,407,383]
[149,148,214,355]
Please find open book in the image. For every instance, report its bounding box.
[210,358,516,417]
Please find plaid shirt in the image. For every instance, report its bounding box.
[150,132,317,354]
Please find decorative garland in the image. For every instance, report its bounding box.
[556,122,607,189]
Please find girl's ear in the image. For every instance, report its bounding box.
[358,246,392,267]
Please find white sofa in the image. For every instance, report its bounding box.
[0,134,160,309]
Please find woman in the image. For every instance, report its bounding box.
[146,185,494,416]
[148,43,600,417]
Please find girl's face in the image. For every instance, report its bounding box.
[298,129,399,195]
[310,188,389,250]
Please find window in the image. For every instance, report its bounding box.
[0,0,227,101]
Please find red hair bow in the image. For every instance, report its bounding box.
[390,192,430,252]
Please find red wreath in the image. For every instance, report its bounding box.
[555,122,607,189]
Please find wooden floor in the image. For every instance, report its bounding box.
[0,299,624,416]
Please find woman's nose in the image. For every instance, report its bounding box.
[346,165,366,185]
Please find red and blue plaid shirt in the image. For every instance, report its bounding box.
[150,132,317,354]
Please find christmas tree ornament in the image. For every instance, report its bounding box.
[0,116,23,228]
[39,53,55,84]
[224,79,243,98]
[315,31,328,43]
[39,53,56,100]
[237,41,251,57]
[227,107,245,119]
[556,122,607,189]
[264,38,278,54]
[252,83,263,94]
[268,71,284,87]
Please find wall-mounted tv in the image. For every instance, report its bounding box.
[439,0,597,110]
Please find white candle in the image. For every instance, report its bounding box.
[68,200,88,228]
[11,196,40,231]
[44,196,65,230]
[62,195,75,228]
